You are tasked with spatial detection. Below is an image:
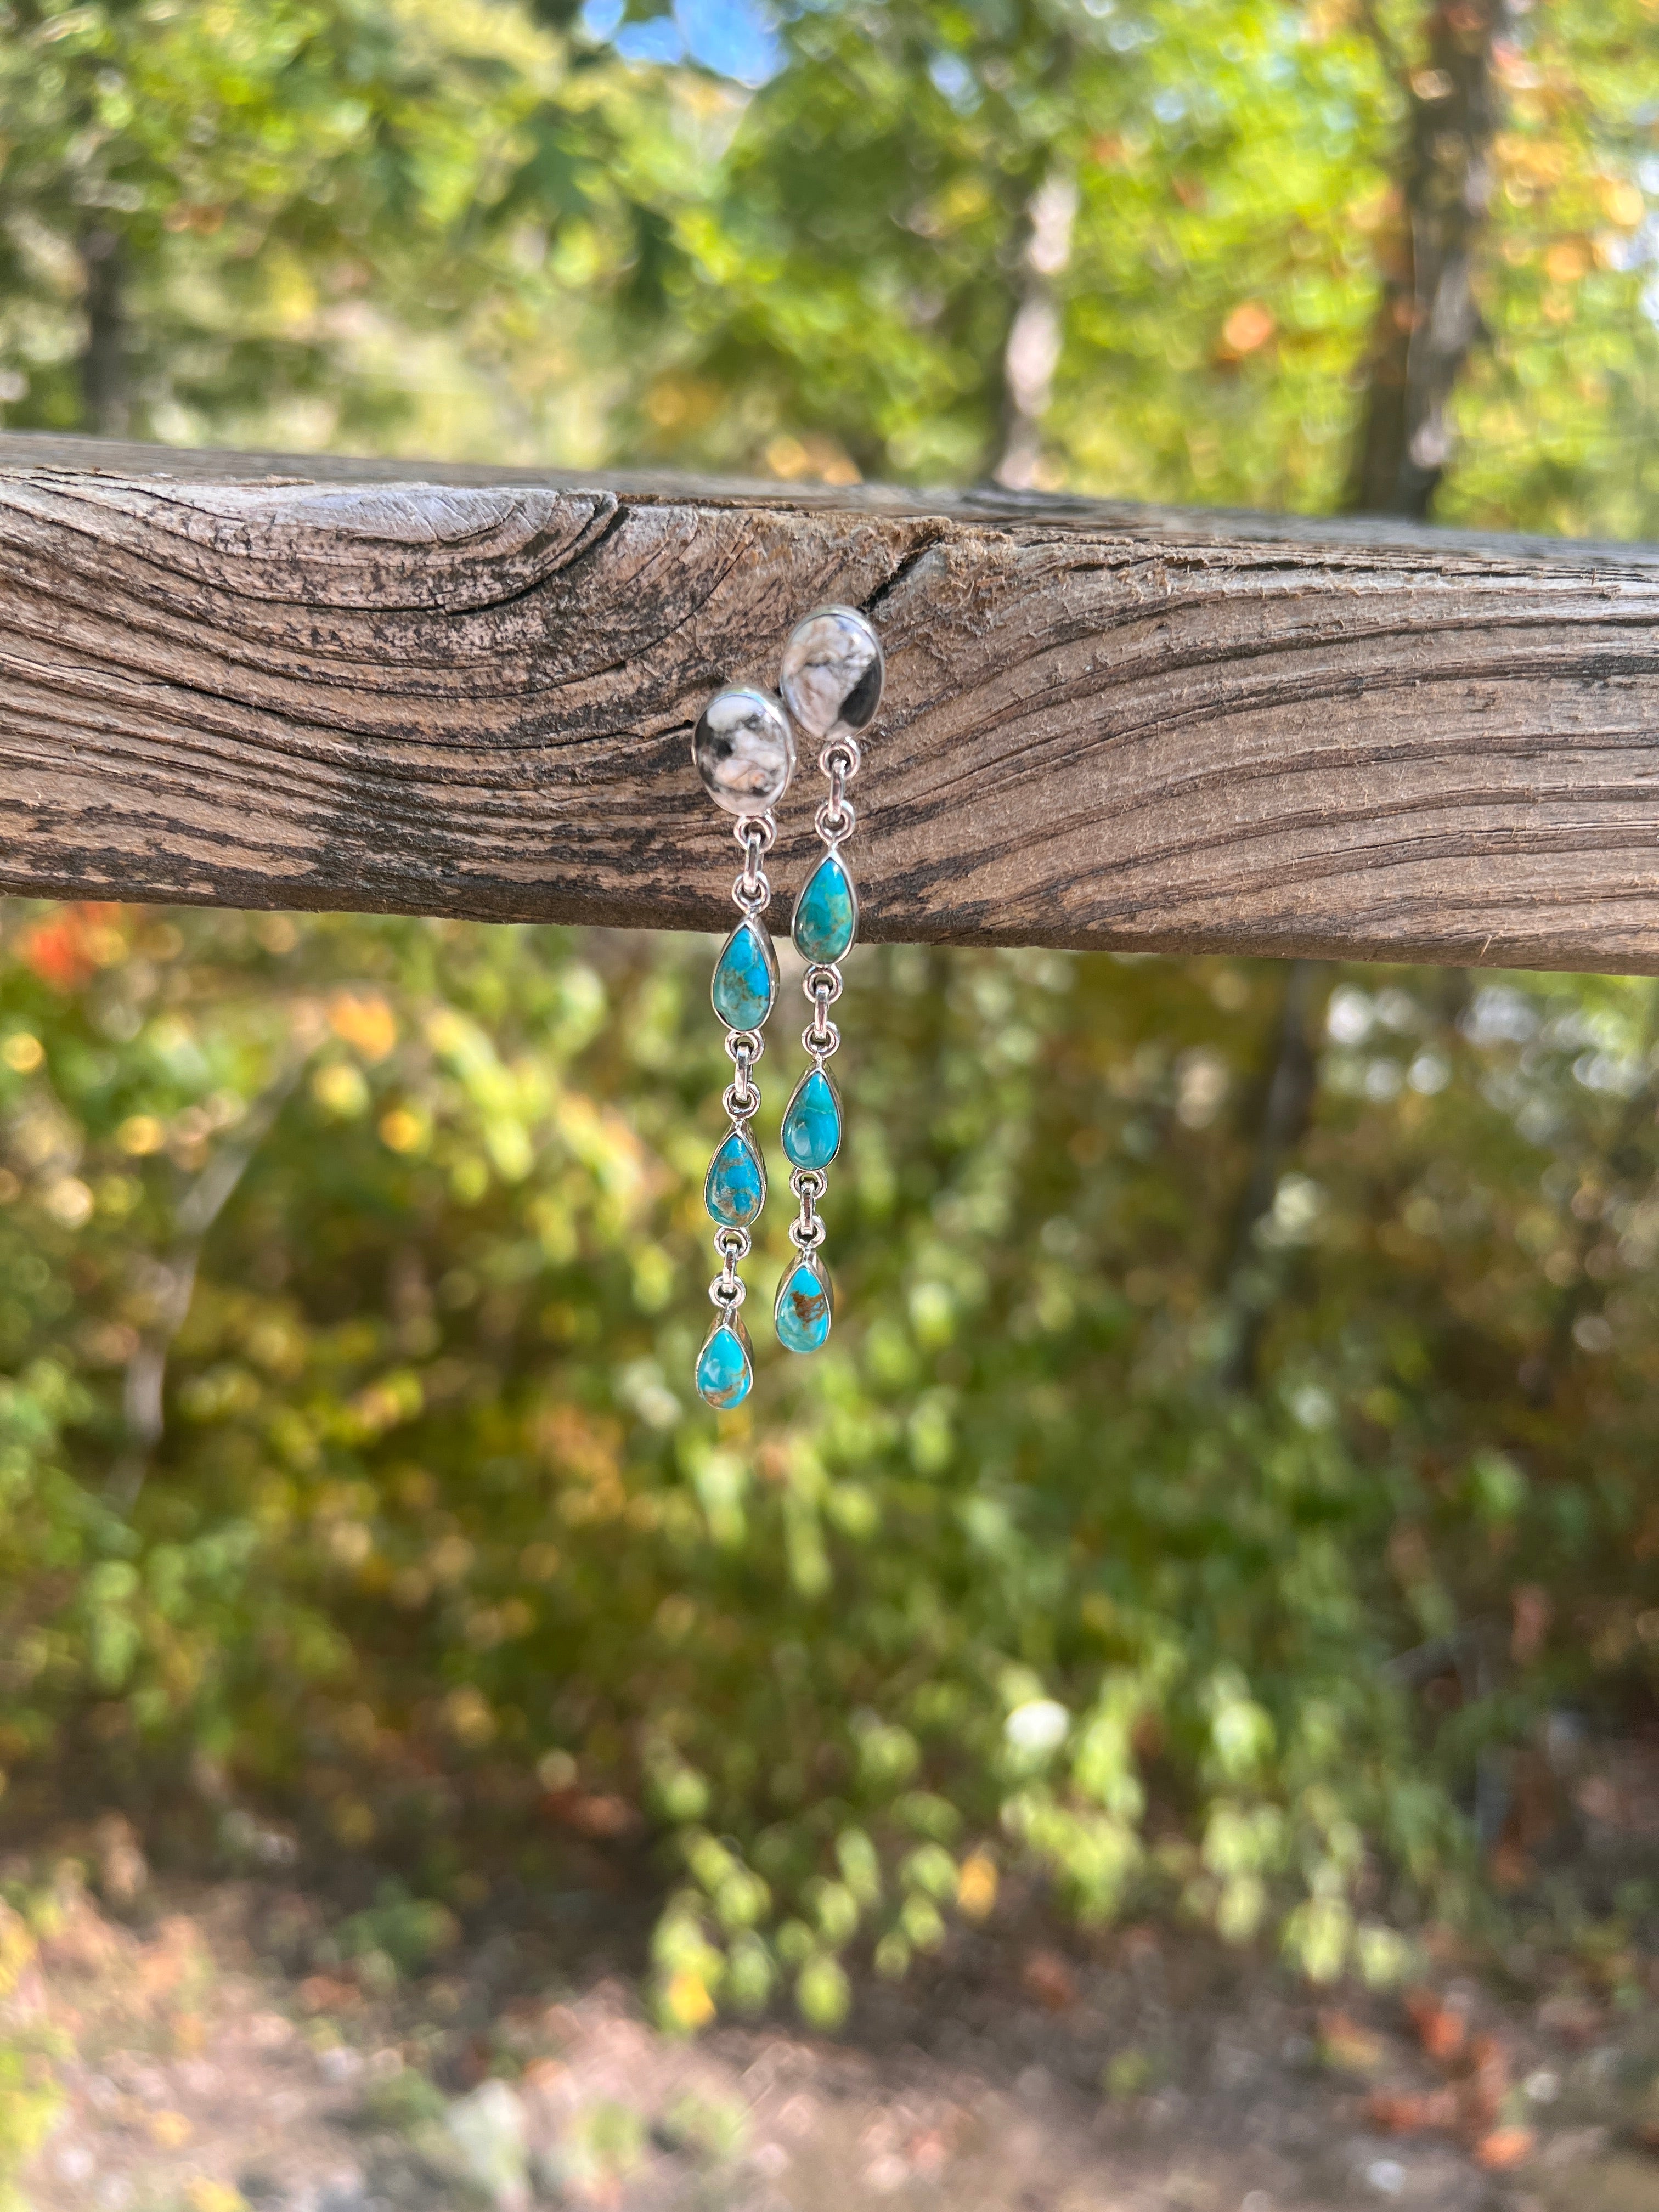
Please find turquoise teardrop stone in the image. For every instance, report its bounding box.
[712,918,777,1030]
[781,1067,841,1171]
[775,1255,832,1353]
[696,1317,753,1409]
[792,854,857,963]
[705,1126,765,1226]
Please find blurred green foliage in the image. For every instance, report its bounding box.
[4,0,1658,527]
[0,908,1655,2033]
[0,0,1657,2050]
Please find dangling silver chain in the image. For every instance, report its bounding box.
[791,736,859,1257]
[691,680,796,1407]
[708,811,774,1319]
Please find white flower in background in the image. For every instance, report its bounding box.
[1005,1699,1070,1756]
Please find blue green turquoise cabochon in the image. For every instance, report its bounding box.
[704,1125,765,1226]
[781,1066,842,1171]
[712,916,778,1030]
[696,1313,754,1409]
[775,1251,833,1353]
[792,852,857,963]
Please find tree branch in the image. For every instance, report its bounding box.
[107,1053,310,1511]
[1352,0,1404,82]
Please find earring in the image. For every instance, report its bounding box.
[774,606,884,1355]
[690,684,797,1409]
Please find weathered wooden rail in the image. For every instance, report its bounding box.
[3,429,1658,974]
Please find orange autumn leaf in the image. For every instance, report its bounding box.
[329,989,398,1063]
[1474,2126,1536,2170]
[19,902,124,992]
[1220,301,1276,356]
[1405,1987,1466,2062]
[542,1786,640,1840]
[1020,1948,1079,2011]
[1364,2087,1459,2135]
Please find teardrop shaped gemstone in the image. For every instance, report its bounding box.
[696,1314,753,1409]
[792,853,857,963]
[781,1066,842,1171]
[705,1125,765,1226]
[775,1252,832,1354]
[712,917,777,1030]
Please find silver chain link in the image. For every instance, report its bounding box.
[723,1025,764,1119]
[710,1224,751,1309]
[789,1168,827,1252]
[731,813,775,917]
[802,962,842,1059]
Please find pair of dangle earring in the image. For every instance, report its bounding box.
[690,606,884,1410]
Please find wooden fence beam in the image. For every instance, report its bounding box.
[3,429,1658,974]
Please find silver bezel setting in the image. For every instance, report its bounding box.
[779,607,885,743]
[692,685,797,816]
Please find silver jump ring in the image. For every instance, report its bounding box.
[816,799,855,843]
[725,1028,765,1065]
[723,1081,760,1120]
[802,965,843,1006]
[803,1020,840,1059]
[820,738,861,781]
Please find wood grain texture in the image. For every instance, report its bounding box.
[3,429,1659,974]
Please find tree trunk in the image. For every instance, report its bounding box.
[1345,0,1510,518]
[1214,960,1328,1393]
[80,224,131,437]
[992,168,1077,491]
